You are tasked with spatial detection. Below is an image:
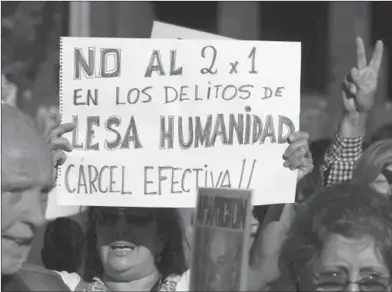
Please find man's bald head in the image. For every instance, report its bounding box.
[2,104,54,276]
[2,104,47,151]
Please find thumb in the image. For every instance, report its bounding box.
[350,67,362,86]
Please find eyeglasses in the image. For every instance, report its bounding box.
[312,271,392,292]
[381,168,392,185]
[96,208,155,225]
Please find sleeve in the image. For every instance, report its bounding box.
[54,271,81,291]
[322,131,363,186]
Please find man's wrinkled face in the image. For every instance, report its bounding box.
[1,138,53,275]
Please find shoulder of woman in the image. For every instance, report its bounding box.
[54,271,82,291]
[159,272,188,292]
[172,270,190,291]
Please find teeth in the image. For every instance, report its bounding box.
[112,246,134,250]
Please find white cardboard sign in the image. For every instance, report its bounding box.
[57,36,301,207]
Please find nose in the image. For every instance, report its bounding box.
[347,282,360,292]
[23,189,47,229]
[114,215,128,236]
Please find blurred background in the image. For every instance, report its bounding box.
[2,1,391,141]
[1,0,392,266]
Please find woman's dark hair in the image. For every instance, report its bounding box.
[41,217,84,273]
[295,165,324,203]
[83,207,187,281]
[293,139,330,203]
[275,183,392,290]
[309,139,331,166]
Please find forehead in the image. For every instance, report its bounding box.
[2,142,53,190]
[317,233,388,271]
[97,207,157,216]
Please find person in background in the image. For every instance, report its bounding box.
[320,36,391,196]
[58,207,188,291]
[352,139,392,197]
[322,37,384,185]
[1,104,75,291]
[276,184,392,291]
[42,218,84,274]
[295,139,330,202]
[249,37,385,291]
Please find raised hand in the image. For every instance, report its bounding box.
[342,37,384,114]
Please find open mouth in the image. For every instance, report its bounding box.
[110,241,136,251]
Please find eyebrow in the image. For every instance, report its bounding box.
[317,265,348,275]
[360,267,388,275]
[2,178,34,191]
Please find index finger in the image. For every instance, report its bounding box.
[356,37,367,69]
[369,40,384,73]
[48,122,76,138]
[288,131,309,143]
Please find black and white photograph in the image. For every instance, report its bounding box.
[1,1,392,291]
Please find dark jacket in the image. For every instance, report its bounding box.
[2,263,70,291]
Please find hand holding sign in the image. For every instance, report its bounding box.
[283,131,313,181]
[45,121,75,168]
[342,37,384,114]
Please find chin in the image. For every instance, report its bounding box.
[107,267,144,281]
[105,260,154,281]
[2,256,25,276]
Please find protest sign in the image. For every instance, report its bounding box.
[190,187,252,291]
[57,37,301,207]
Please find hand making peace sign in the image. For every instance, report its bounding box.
[342,37,384,114]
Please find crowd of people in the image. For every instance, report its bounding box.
[1,36,392,291]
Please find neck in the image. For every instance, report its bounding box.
[103,269,161,292]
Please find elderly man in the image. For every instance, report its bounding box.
[2,104,74,291]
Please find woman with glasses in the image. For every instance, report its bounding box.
[274,183,392,291]
[352,139,392,197]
